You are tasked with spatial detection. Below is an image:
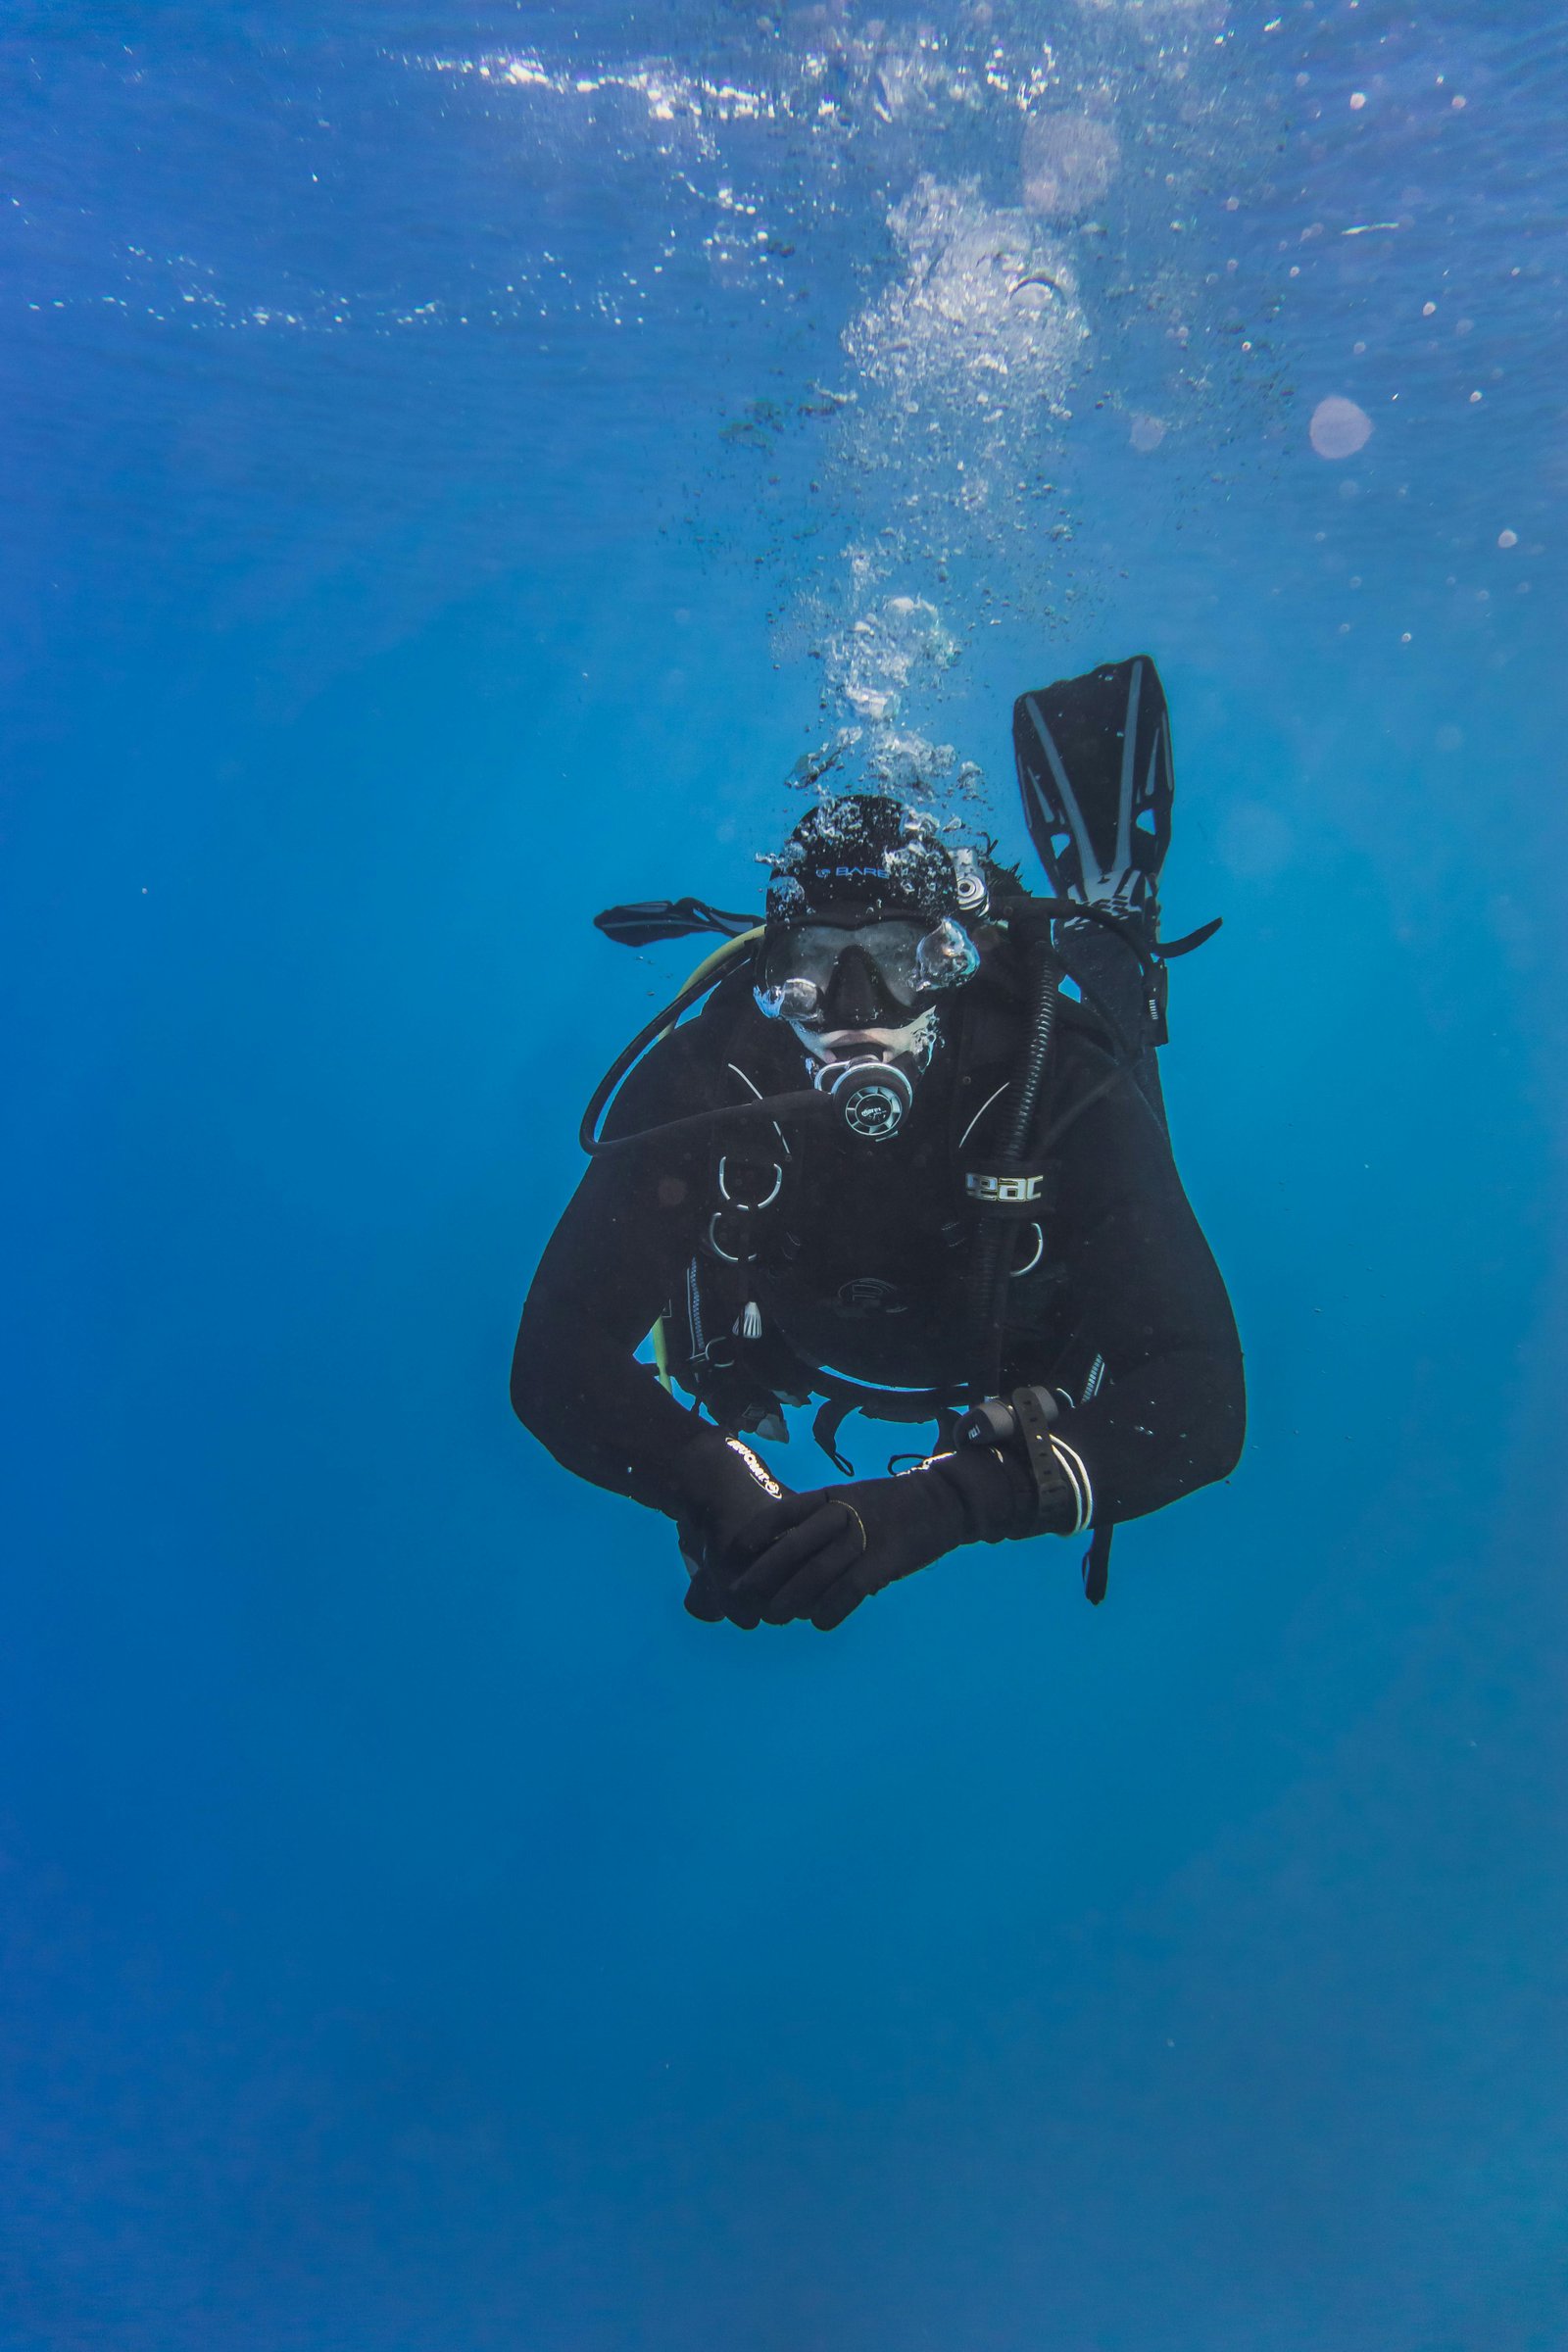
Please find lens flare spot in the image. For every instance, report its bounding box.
[1309,395,1374,458]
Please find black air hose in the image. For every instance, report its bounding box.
[967,941,1062,1403]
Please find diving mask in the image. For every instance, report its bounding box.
[753,915,980,1027]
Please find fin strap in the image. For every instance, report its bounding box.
[1154,915,1223,958]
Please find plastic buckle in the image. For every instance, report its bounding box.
[1146,960,1170,1049]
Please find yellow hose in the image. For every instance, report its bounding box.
[658,925,764,1038]
[651,1313,672,1395]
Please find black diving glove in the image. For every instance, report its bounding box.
[674,1435,806,1626]
[719,1444,1044,1633]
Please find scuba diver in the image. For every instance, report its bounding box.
[513,655,1245,1631]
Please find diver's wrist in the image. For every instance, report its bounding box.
[668,1425,786,1529]
[927,1445,1036,1544]
[951,1386,1091,1537]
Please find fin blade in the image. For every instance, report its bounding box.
[1012,655,1174,919]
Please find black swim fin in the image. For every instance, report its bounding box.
[1011,654,1174,936]
[594,897,759,949]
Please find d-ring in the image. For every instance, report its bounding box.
[1009,1222,1044,1279]
[717,1155,783,1212]
[707,1211,742,1264]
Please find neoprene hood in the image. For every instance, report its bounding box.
[764,796,961,926]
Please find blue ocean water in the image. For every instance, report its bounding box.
[3,4,1566,2344]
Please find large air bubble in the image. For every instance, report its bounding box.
[1020,112,1120,220]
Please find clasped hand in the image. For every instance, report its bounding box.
[684,1465,970,1633]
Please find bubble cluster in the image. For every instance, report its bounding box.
[390,6,1276,810]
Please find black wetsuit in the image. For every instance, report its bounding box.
[514,955,1245,1547]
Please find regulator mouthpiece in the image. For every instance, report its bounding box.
[813,1054,914,1142]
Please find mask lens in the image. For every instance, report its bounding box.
[754,974,819,1022]
[757,926,856,1018]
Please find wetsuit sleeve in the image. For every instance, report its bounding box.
[511,1031,756,1522]
[1045,1062,1245,1526]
